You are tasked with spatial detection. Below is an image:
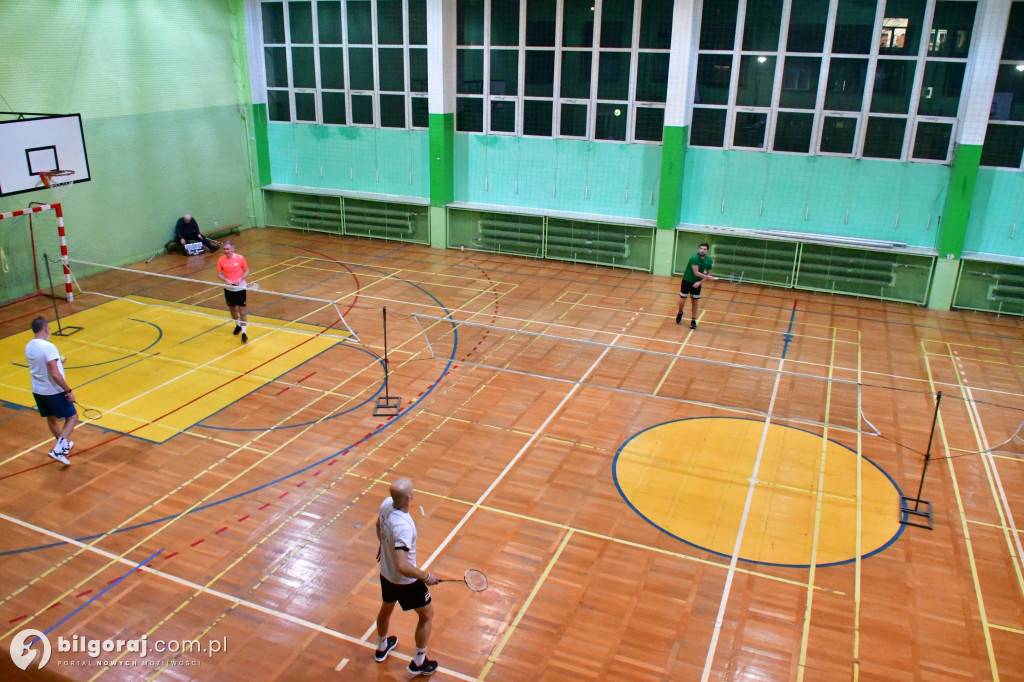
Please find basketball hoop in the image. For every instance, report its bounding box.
[38,170,76,202]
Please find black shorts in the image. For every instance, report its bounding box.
[679,279,703,299]
[380,574,431,611]
[223,288,247,308]
[34,392,77,419]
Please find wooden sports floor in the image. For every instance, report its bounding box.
[1,228,1022,681]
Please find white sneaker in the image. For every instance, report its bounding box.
[60,440,74,455]
[48,450,71,465]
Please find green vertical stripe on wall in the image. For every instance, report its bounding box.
[657,125,687,230]
[429,113,455,207]
[253,103,272,187]
[938,143,982,258]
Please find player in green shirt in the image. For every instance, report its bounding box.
[676,242,716,330]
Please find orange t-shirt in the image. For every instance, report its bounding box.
[217,254,248,285]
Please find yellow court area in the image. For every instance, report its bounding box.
[615,417,903,566]
[0,296,349,442]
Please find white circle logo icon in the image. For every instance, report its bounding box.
[10,629,51,670]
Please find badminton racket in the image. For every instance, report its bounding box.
[437,569,489,592]
[80,406,102,420]
[224,281,259,292]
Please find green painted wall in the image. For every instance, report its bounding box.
[452,134,662,221]
[429,113,455,207]
[266,124,430,199]
[965,167,1024,258]
[657,126,686,229]
[937,143,981,258]
[678,148,950,249]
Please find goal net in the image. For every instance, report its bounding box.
[0,203,72,305]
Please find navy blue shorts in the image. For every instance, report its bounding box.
[34,392,77,419]
[679,279,703,299]
[223,288,247,308]
[380,574,431,611]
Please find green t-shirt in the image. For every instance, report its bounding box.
[683,253,713,283]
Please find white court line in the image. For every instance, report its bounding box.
[0,513,475,681]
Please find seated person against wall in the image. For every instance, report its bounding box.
[174,214,220,254]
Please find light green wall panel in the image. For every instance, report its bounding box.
[267,124,430,199]
[965,168,1024,259]
[452,135,661,221]
[679,149,950,249]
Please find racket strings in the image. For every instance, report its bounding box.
[464,569,488,591]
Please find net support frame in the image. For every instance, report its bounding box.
[0,203,73,301]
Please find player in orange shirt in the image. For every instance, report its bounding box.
[216,241,251,343]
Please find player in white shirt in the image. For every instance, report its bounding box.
[24,317,77,465]
[374,478,440,676]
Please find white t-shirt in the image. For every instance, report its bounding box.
[378,497,418,585]
[25,338,63,396]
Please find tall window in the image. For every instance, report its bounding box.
[261,0,428,128]
[981,1,1024,168]
[691,0,977,162]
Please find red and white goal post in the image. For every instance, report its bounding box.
[0,202,74,303]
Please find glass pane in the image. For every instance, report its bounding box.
[563,0,595,47]
[695,54,732,106]
[457,49,484,94]
[289,1,313,43]
[525,50,555,97]
[601,0,634,48]
[491,100,516,132]
[824,58,868,111]
[457,97,484,131]
[779,56,820,109]
[871,59,916,113]
[524,99,554,135]
[640,0,674,49]
[700,0,738,50]
[787,0,827,52]
[690,108,727,146]
[863,116,906,158]
[458,0,485,45]
[526,0,557,46]
[917,61,965,117]
[265,47,289,88]
[774,112,814,152]
[380,93,406,127]
[560,51,593,98]
[292,47,315,88]
[598,52,630,101]
[318,1,342,44]
[1003,2,1024,60]
[268,89,291,121]
[879,0,925,56]
[322,91,346,124]
[409,48,428,92]
[320,47,345,89]
[295,91,316,121]
[635,106,665,141]
[263,2,286,44]
[349,47,375,90]
[736,55,776,107]
[742,0,783,51]
[378,48,405,91]
[351,93,374,124]
[980,124,1024,168]
[347,0,372,44]
[912,121,952,160]
[378,0,404,44]
[928,1,976,58]
[492,0,521,45]
[734,111,767,148]
[595,102,628,140]
[820,116,857,153]
[833,0,877,54]
[992,64,1024,122]
[490,49,519,96]
[636,52,669,102]
[560,102,588,136]
[411,96,429,127]
[409,0,428,44]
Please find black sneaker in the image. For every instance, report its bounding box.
[374,636,397,662]
[675,311,683,325]
[690,319,697,330]
[407,658,438,676]
[210,244,221,253]
[233,325,242,336]
[241,333,248,343]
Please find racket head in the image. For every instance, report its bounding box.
[247,281,260,290]
[81,407,102,420]
[463,569,488,592]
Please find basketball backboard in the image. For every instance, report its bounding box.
[0,114,91,197]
